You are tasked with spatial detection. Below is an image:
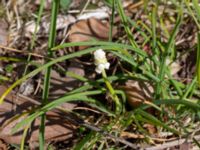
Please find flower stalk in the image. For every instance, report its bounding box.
[102,70,121,113]
[94,49,121,113]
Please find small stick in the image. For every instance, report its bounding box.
[64,114,139,149]
[145,135,200,150]
[0,45,44,58]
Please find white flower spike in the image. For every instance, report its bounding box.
[94,49,110,74]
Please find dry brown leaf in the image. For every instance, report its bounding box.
[0,85,76,145]
[0,63,85,145]
[120,80,153,108]
[68,18,117,50]
[0,139,7,150]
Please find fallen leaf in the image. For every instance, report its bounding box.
[0,139,7,150]
[68,18,117,50]
[0,85,76,145]
[0,63,84,145]
[120,80,153,108]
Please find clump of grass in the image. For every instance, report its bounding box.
[1,0,200,149]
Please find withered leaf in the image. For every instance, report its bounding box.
[0,85,76,145]
[68,18,117,50]
[120,80,153,108]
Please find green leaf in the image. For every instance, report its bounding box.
[193,0,200,21]
[5,64,14,73]
[197,33,200,85]
[52,41,147,57]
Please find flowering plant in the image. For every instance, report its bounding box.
[94,49,110,74]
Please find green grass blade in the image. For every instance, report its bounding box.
[155,10,182,98]
[197,33,200,85]
[0,57,25,62]
[182,76,197,99]
[74,131,95,150]
[137,20,152,35]
[52,41,147,57]
[112,51,160,82]
[109,0,115,42]
[127,18,149,41]
[0,75,9,81]
[116,0,138,48]
[167,71,183,96]
[30,0,45,49]
[148,99,200,110]
[39,0,59,148]
[20,122,32,150]
[23,0,45,76]
[135,109,179,135]
[192,0,200,21]
[185,0,200,30]
[151,4,157,52]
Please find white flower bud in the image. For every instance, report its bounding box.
[94,49,110,74]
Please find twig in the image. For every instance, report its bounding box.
[64,114,139,149]
[73,107,101,114]
[145,135,200,150]
[80,0,91,15]
[0,45,44,58]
